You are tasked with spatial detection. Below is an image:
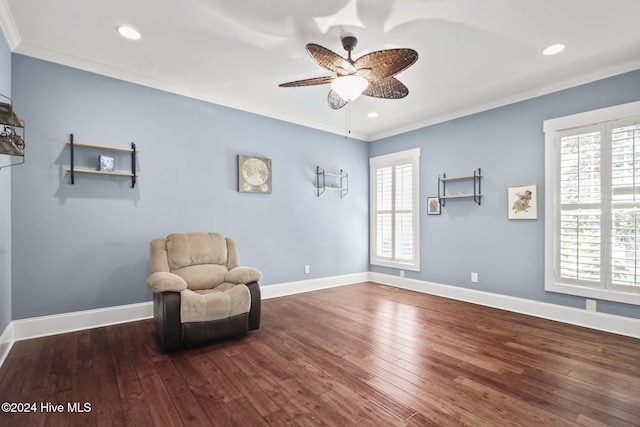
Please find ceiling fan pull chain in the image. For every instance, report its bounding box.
[345,105,351,139]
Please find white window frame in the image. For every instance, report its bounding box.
[544,100,640,306]
[370,148,421,271]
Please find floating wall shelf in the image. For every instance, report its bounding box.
[66,133,138,188]
[438,168,482,206]
[316,166,348,198]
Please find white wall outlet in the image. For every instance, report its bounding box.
[586,299,597,312]
[471,272,478,283]
[304,265,310,274]
[400,270,405,278]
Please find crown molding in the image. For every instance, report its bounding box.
[0,0,21,50]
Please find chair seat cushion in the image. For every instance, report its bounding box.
[180,283,251,323]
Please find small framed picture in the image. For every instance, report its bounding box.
[427,197,441,215]
[99,155,115,172]
[508,184,538,220]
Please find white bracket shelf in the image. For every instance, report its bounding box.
[316,166,348,198]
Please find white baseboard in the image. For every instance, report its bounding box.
[369,272,640,340]
[7,272,369,344]
[260,272,370,299]
[2,272,638,371]
[12,301,154,342]
[0,321,15,368]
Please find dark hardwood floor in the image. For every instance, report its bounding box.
[1,282,639,426]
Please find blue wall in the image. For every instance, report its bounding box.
[8,52,640,323]
[10,55,369,319]
[370,69,640,320]
[0,32,12,335]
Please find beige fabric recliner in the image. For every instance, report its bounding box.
[147,232,261,351]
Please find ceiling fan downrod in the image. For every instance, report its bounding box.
[341,36,357,62]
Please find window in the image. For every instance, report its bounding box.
[370,148,420,271]
[544,100,640,305]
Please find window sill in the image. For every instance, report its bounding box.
[371,259,420,272]
[545,282,640,306]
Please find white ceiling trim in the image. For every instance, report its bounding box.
[3,1,640,142]
[0,0,20,50]
[12,40,372,141]
[9,36,640,143]
[373,58,640,141]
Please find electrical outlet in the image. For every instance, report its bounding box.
[471,272,478,283]
[586,299,596,312]
[304,265,310,274]
[400,270,405,278]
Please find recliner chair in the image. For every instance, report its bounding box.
[146,232,261,351]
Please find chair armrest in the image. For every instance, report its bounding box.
[225,266,262,284]
[147,272,188,293]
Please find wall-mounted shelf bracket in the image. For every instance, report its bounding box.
[0,94,26,171]
[67,133,138,188]
[438,168,482,207]
[316,166,348,198]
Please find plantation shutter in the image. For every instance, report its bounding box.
[394,163,414,261]
[375,166,393,258]
[558,126,602,286]
[370,148,420,270]
[556,117,640,293]
[610,119,640,290]
[545,102,640,304]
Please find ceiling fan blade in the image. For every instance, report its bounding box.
[328,90,348,109]
[363,77,409,99]
[306,43,357,76]
[354,48,418,81]
[279,76,335,87]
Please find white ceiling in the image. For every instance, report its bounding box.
[2,0,640,141]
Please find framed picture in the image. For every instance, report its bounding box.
[427,197,441,215]
[238,155,272,193]
[99,155,115,172]
[508,184,538,219]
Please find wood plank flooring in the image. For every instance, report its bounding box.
[1,282,639,426]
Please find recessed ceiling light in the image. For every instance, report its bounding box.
[543,44,565,56]
[117,26,141,40]
[367,112,379,119]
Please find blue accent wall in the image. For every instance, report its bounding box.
[10,54,369,319]
[0,32,12,334]
[8,52,640,323]
[370,69,640,320]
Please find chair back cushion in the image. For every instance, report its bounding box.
[166,232,228,269]
[165,232,229,290]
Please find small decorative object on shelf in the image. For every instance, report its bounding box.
[438,168,482,206]
[316,166,348,197]
[99,155,115,172]
[66,133,138,188]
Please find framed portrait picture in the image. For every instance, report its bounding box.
[508,184,538,219]
[238,155,272,193]
[427,197,441,215]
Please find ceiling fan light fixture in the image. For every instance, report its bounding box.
[331,75,369,102]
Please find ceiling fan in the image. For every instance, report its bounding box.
[279,36,418,109]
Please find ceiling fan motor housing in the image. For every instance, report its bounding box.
[341,36,358,55]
